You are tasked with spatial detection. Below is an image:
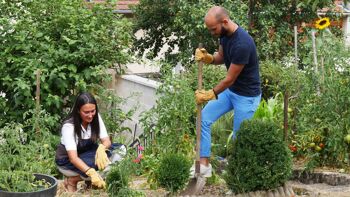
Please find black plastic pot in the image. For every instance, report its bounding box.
[0,173,58,197]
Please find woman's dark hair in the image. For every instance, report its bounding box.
[64,92,100,143]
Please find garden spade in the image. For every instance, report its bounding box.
[180,43,206,195]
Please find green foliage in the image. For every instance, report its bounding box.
[138,153,161,190]
[0,171,51,192]
[132,0,333,64]
[225,119,292,193]
[106,163,129,197]
[115,188,145,197]
[139,73,196,156]
[132,0,250,64]
[253,93,284,123]
[260,59,309,101]
[132,0,214,64]
[211,112,233,158]
[0,0,132,125]
[0,110,60,192]
[0,111,60,175]
[106,154,146,197]
[294,30,350,167]
[156,153,191,193]
[248,0,333,60]
[140,63,224,157]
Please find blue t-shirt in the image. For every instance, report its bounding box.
[220,27,261,97]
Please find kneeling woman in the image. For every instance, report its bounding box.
[55,92,123,192]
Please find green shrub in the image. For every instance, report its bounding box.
[106,163,129,197]
[225,119,292,193]
[0,0,132,125]
[156,153,191,193]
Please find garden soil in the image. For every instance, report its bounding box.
[56,177,350,197]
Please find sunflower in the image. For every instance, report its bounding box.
[315,17,330,30]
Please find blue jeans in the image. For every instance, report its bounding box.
[200,89,261,157]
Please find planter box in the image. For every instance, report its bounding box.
[0,173,58,197]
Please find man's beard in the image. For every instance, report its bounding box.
[220,25,229,38]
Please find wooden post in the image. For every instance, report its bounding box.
[283,91,289,141]
[311,30,320,95]
[321,57,325,91]
[294,26,298,64]
[343,3,350,47]
[35,69,41,134]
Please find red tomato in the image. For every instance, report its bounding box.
[289,145,297,152]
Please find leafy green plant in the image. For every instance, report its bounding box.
[156,153,191,193]
[0,171,51,192]
[139,73,196,157]
[139,153,161,190]
[106,163,130,196]
[253,93,284,123]
[211,112,233,158]
[292,26,350,167]
[225,119,292,194]
[140,63,224,157]
[0,110,60,175]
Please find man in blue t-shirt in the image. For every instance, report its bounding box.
[192,6,261,178]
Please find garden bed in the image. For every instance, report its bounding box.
[55,176,350,197]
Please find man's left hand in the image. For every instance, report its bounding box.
[195,89,216,104]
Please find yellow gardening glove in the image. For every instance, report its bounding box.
[86,168,106,189]
[195,48,214,64]
[95,144,110,170]
[195,89,217,105]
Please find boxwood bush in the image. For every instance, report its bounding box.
[224,119,292,193]
[156,153,191,193]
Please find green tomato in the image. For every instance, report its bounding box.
[344,134,350,144]
[309,142,316,148]
[315,146,322,151]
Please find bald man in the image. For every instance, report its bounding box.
[192,6,261,177]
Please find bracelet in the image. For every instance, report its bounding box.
[85,167,91,173]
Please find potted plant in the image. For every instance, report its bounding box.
[0,171,57,197]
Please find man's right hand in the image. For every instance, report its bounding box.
[195,48,214,64]
[85,168,106,189]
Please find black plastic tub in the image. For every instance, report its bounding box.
[0,173,58,197]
